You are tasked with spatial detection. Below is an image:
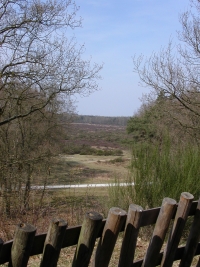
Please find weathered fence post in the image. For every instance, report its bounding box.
[196,257,200,267]
[8,223,36,267]
[0,238,4,253]
[161,192,194,267]
[118,204,143,267]
[92,207,127,267]
[142,197,177,267]
[179,197,200,267]
[72,211,103,267]
[40,218,68,267]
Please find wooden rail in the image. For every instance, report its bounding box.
[0,192,200,266]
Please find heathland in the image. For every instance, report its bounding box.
[0,116,133,241]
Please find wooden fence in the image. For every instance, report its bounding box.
[0,191,200,266]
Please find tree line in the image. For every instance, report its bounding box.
[73,115,130,126]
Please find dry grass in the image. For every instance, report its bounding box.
[26,235,149,267]
[0,188,108,240]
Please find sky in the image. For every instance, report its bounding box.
[72,0,190,117]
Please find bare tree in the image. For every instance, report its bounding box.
[0,0,102,126]
[0,0,102,216]
[132,0,200,143]
[0,94,64,214]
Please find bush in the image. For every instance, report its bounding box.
[130,137,200,208]
[62,144,123,156]
[109,157,124,164]
[108,136,200,212]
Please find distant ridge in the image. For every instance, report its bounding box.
[74,115,130,126]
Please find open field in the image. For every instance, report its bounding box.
[31,122,133,227]
[64,123,132,149]
[42,123,132,186]
[48,152,131,185]
[0,122,134,241]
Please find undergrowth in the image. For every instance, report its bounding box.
[63,144,123,156]
[108,136,200,212]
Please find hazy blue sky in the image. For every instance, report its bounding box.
[72,0,190,117]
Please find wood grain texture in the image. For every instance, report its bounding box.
[72,211,103,267]
[40,218,68,267]
[92,207,127,267]
[142,197,177,267]
[119,204,143,267]
[161,192,194,267]
[8,223,36,267]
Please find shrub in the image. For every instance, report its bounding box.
[130,137,200,208]
[62,144,123,157]
[108,175,135,210]
[109,157,124,164]
[108,136,200,212]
